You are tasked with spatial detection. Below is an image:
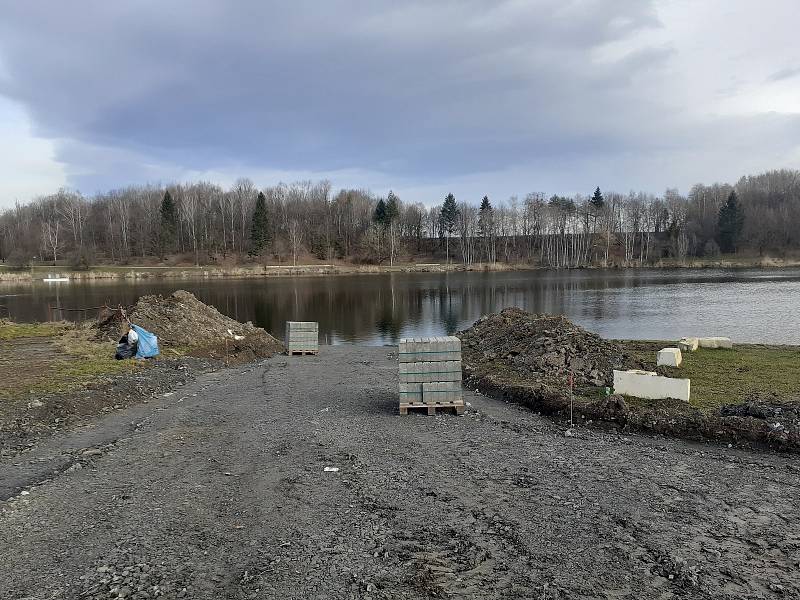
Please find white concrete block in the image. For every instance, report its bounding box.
[613,369,690,402]
[698,337,733,349]
[678,337,699,352]
[657,347,682,368]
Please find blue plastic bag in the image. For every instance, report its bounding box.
[131,324,159,359]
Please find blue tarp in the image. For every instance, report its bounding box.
[131,324,159,359]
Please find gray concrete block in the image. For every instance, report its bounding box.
[285,321,319,351]
[399,361,462,384]
[398,336,462,363]
[422,381,462,404]
[286,321,318,332]
[399,382,423,403]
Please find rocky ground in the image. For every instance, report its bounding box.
[459,307,642,389]
[1,345,799,599]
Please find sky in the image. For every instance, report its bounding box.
[0,0,798,209]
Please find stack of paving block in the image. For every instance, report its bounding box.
[285,321,319,355]
[398,336,464,415]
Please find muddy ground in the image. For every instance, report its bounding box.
[1,345,799,599]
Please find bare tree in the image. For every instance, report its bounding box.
[41,219,62,265]
[286,219,303,266]
[180,190,200,265]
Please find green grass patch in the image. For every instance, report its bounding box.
[53,334,134,384]
[0,326,142,402]
[625,341,800,412]
[0,321,71,340]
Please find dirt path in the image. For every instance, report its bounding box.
[1,346,798,599]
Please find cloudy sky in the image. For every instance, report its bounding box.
[0,0,798,208]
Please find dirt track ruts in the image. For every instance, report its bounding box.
[1,346,799,599]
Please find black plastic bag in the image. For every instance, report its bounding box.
[115,334,137,360]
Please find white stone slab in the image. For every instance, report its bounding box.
[698,337,733,349]
[678,337,699,352]
[657,347,682,368]
[613,369,690,402]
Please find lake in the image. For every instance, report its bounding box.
[1,268,799,344]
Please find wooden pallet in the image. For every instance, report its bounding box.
[286,349,319,356]
[399,401,465,416]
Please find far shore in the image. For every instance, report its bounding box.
[2,255,799,283]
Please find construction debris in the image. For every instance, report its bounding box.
[458,308,641,389]
[95,290,283,360]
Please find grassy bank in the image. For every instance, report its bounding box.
[463,338,800,451]
[0,321,71,340]
[626,341,800,413]
[0,262,507,282]
[2,255,800,283]
[0,322,135,404]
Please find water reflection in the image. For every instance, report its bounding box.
[1,269,800,344]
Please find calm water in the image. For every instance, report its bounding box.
[1,269,799,344]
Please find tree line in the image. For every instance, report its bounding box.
[1,169,799,269]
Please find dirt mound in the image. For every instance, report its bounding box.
[458,307,641,390]
[96,290,283,360]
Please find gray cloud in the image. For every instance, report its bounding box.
[768,66,800,82]
[0,0,797,201]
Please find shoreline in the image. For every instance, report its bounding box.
[2,314,798,454]
[2,256,799,283]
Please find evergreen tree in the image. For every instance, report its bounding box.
[159,190,177,258]
[385,191,400,225]
[590,186,604,210]
[478,195,493,234]
[439,193,459,264]
[373,198,387,226]
[717,190,744,254]
[478,195,494,262]
[249,191,269,256]
[589,186,605,247]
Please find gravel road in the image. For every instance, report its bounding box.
[1,346,798,599]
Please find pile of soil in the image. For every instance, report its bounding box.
[459,308,800,452]
[96,290,283,360]
[458,307,641,390]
